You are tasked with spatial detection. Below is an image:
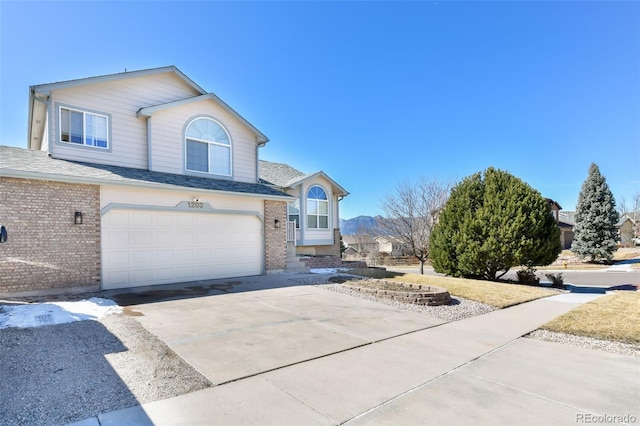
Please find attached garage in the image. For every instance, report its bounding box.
[1,146,291,296]
[102,208,263,290]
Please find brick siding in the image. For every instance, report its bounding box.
[0,178,101,296]
[264,200,287,272]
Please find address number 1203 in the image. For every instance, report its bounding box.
[188,201,204,208]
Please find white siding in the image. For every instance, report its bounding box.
[47,72,201,169]
[148,98,258,183]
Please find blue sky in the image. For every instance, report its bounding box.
[1,1,638,219]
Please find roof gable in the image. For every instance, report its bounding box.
[137,93,268,143]
[30,66,206,95]
[259,160,349,197]
[617,215,637,227]
[28,66,268,149]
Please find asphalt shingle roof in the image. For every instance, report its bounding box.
[258,160,305,188]
[1,146,291,199]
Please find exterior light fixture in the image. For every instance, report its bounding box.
[274,219,281,228]
[74,211,83,225]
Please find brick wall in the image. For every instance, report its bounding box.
[0,178,101,296]
[300,256,343,269]
[264,200,286,272]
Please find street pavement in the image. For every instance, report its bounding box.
[69,273,639,426]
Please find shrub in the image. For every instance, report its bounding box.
[430,168,562,281]
[545,272,564,287]
[517,267,539,284]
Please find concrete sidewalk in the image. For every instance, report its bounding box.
[71,282,639,426]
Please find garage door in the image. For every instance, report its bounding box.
[102,209,263,290]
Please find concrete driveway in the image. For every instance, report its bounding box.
[112,274,445,384]
[96,273,639,426]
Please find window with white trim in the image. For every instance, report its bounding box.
[59,107,109,148]
[307,186,329,229]
[185,118,231,176]
[288,200,300,228]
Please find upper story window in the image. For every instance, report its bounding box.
[307,185,329,229]
[185,117,231,176]
[59,106,109,149]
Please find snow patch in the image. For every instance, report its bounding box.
[605,264,634,273]
[0,297,122,329]
[310,268,345,274]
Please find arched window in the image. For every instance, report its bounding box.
[185,118,231,176]
[307,185,329,229]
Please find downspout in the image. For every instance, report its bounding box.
[136,107,153,171]
[27,88,50,151]
[256,137,268,274]
[27,87,35,149]
[256,138,267,182]
[146,117,152,171]
[298,185,305,245]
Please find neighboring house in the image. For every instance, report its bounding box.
[558,212,576,250]
[557,211,638,248]
[342,246,360,257]
[546,198,561,222]
[0,66,347,296]
[617,214,637,246]
[375,235,411,257]
[545,198,574,250]
[259,160,348,256]
[342,235,379,256]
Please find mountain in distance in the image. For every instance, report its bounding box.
[339,215,387,235]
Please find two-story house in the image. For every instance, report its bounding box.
[0,66,347,296]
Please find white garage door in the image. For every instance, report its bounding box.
[102,209,263,290]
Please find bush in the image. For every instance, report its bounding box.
[430,168,562,281]
[517,267,539,284]
[545,272,564,287]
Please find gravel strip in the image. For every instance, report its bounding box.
[0,313,212,426]
[526,329,640,358]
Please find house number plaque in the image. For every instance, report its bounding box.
[188,201,204,209]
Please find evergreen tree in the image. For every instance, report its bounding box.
[571,163,620,262]
[339,233,347,256]
[430,168,561,281]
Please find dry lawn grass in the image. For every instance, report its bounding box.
[542,291,640,344]
[345,268,558,308]
[544,248,640,270]
[613,248,640,261]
